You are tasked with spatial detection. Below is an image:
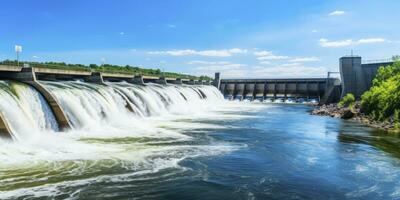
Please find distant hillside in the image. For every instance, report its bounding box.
[0,60,212,81]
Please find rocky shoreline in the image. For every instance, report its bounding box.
[311,103,397,132]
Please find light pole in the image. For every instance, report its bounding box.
[15,45,22,67]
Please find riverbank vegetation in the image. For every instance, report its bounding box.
[361,61,400,129]
[338,93,355,108]
[0,60,212,80]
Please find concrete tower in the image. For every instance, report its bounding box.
[339,56,366,99]
[214,72,221,89]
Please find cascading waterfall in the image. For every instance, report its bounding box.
[0,81,58,140]
[35,81,224,131]
[0,80,224,138]
[110,82,224,116]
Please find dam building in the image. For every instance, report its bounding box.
[214,55,396,102]
[339,56,394,99]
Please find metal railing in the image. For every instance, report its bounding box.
[362,58,394,64]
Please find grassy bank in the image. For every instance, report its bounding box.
[0,60,212,80]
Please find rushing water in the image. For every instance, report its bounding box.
[0,81,400,199]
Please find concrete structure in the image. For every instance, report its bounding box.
[340,56,394,98]
[0,112,12,138]
[218,77,338,102]
[155,77,168,85]
[0,67,71,130]
[168,78,183,85]
[214,72,221,88]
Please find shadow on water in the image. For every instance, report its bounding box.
[338,121,400,159]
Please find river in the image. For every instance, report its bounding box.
[0,81,399,199]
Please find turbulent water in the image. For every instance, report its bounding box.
[1,80,400,199]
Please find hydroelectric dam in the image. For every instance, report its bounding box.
[0,55,393,139]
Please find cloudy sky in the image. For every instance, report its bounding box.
[0,0,399,78]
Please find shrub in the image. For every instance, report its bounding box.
[339,93,355,108]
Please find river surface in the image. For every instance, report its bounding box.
[1,102,400,199]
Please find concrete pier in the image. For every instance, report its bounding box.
[0,112,12,138]
[168,78,183,85]
[131,75,145,85]
[27,81,71,130]
[155,77,168,85]
[214,72,221,88]
[84,72,104,84]
[0,67,71,131]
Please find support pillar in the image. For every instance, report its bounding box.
[214,72,221,89]
[156,77,167,85]
[84,72,104,84]
[130,75,145,85]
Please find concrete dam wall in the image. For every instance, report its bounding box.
[0,65,219,140]
[339,56,394,98]
[218,78,340,102]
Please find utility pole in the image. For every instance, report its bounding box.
[15,45,22,67]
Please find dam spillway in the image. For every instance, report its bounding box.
[217,77,341,103]
[0,66,221,140]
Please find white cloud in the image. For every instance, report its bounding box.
[319,38,387,48]
[254,50,289,60]
[229,48,248,54]
[259,61,271,65]
[280,63,302,67]
[190,61,247,75]
[329,10,345,16]
[119,32,125,35]
[195,63,327,78]
[257,55,289,60]
[147,48,247,57]
[311,30,318,33]
[254,51,273,57]
[319,38,353,47]
[250,65,326,78]
[357,38,386,44]
[289,57,320,62]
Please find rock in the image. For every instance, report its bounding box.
[311,102,396,132]
[341,108,355,119]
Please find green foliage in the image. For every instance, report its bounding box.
[339,93,355,108]
[361,61,400,126]
[393,55,400,61]
[395,110,400,129]
[0,60,212,80]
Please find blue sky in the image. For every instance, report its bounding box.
[0,0,399,78]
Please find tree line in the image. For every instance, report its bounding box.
[0,60,213,81]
